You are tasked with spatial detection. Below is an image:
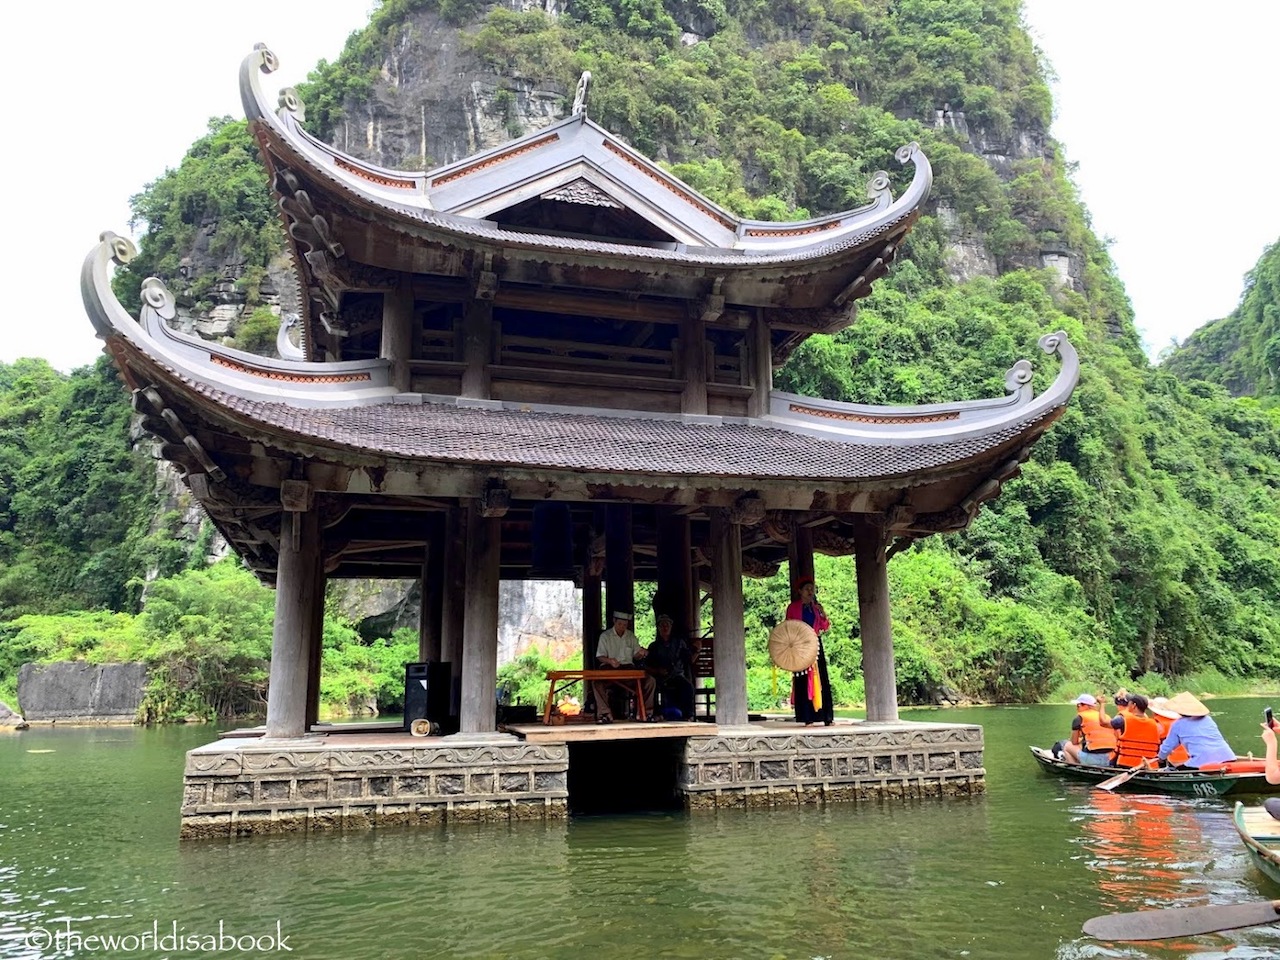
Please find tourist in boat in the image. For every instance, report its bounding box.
[1149,697,1191,766]
[1061,693,1117,766]
[592,611,656,723]
[644,613,695,720]
[1109,693,1163,767]
[1260,721,1280,786]
[786,575,833,726]
[1155,692,1235,769]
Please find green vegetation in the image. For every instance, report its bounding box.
[0,559,418,720]
[4,0,1280,718]
[1162,239,1280,402]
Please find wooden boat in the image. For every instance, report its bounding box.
[1029,746,1280,797]
[1234,801,1280,885]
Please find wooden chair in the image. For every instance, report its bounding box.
[691,633,715,718]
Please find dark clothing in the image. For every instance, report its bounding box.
[647,634,695,720]
[788,601,833,725]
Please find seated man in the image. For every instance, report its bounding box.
[592,611,656,723]
[645,613,695,720]
[1061,693,1117,767]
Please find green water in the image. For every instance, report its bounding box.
[4,701,1280,959]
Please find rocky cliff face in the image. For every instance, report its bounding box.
[18,662,149,723]
[328,4,568,170]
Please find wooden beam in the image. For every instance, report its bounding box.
[460,300,493,399]
[493,286,686,323]
[680,312,707,415]
[854,516,898,722]
[460,502,501,733]
[606,504,634,619]
[380,278,414,392]
[265,508,321,738]
[710,508,747,725]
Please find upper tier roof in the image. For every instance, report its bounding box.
[238,45,933,358]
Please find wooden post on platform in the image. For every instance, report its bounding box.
[582,570,602,666]
[710,508,747,726]
[748,311,772,419]
[605,504,634,619]
[854,516,898,722]
[266,495,320,739]
[460,502,501,733]
[304,547,325,731]
[441,506,466,718]
[788,523,814,585]
[381,279,414,393]
[657,509,694,638]
[418,515,444,663]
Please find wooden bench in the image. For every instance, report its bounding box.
[544,669,649,723]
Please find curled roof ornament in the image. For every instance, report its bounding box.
[571,71,591,117]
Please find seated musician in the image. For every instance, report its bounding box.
[592,611,656,723]
[645,613,695,720]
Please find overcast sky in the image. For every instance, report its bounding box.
[3,1,1277,373]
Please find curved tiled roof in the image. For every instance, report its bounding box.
[81,234,1078,487]
[194,390,1058,482]
[238,45,932,268]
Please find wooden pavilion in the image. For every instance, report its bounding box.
[81,47,1079,837]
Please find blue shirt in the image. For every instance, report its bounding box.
[1157,715,1235,768]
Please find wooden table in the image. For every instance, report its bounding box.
[544,669,648,723]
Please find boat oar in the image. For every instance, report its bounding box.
[1083,899,1280,940]
[1095,758,1154,791]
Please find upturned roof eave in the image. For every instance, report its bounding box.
[82,229,1077,490]
[239,45,932,270]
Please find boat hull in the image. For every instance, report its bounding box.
[1029,746,1280,797]
[1234,801,1280,886]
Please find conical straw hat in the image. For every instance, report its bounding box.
[768,620,819,673]
[1148,697,1180,721]
[1163,691,1211,717]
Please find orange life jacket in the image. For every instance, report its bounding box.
[1155,716,1191,765]
[1115,713,1162,767]
[1079,708,1118,754]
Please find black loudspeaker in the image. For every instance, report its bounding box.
[404,661,452,732]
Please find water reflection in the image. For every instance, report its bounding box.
[11,705,1280,959]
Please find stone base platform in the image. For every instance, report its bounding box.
[677,719,984,809]
[179,719,983,839]
[180,731,568,839]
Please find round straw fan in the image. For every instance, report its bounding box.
[768,620,818,672]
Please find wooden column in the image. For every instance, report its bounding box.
[748,311,773,419]
[788,523,814,584]
[710,508,747,726]
[265,504,321,738]
[656,509,694,637]
[441,506,466,718]
[460,300,493,399]
[381,279,414,392]
[854,516,898,722]
[459,502,501,733]
[582,570,602,666]
[605,504,634,619]
[680,311,707,415]
[304,545,326,731]
[418,514,444,663]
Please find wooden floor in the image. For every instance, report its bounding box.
[506,719,710,742]
[216,716,874,745]
[1241,805,1280,840]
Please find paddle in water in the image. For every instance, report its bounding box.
[1084,899,1280,940]
[1096,757,1154,791]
